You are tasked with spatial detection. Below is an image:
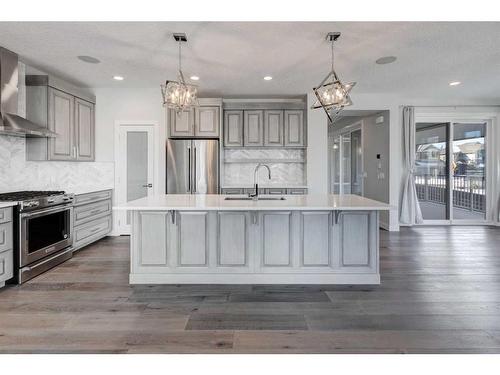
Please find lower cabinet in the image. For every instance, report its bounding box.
[131,209,379,277]
[73,189,113,251]
[0,207,14,287]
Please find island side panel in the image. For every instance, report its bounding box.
[129,209,380,284]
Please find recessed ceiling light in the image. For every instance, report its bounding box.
[375,56,397,65]
[190,75,200,81]
[263,76,273,81]
[449,81,461,86]
[113,76,124,81]
[77,55,100,64]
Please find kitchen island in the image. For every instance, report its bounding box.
[114,194,391,285]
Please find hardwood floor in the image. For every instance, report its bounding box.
[1,226,500,353]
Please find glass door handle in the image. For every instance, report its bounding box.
[142,183,153,188]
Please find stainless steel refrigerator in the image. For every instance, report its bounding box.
[166,139,219,194]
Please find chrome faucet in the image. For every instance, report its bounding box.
[249,163,271,200]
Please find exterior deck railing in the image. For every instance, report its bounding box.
[415,175,486,212]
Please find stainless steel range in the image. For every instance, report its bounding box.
[0,191,74,283]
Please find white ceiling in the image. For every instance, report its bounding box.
[0,22,499,101]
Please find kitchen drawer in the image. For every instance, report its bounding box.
[0,207,13,224]
[222,188,244,195]
[287,188,307,195]
[74,215,112,250]
[0,221,13,253]
[0,249,13,284]
[243,188,266,195]
[74,190,112,206]
[266,188,287,195]
[74,199,112,226]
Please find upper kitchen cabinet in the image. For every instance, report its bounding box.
[195,106,220,137]
[243,110,264,146]
[264,110,284,146]
[284,110,305,147]
[25,75,96,161]
[223,110,244,147]
[74,98,95,161]
[169,99,222,138]
[169,108,195,137]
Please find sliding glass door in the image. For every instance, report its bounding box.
[452,123,486,221]
[415,121,488,223]
[415,123,449,221]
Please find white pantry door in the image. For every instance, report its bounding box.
[116,124,156,234]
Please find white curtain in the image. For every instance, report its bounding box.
[400,106,423,225]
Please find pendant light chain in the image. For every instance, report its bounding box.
[178,41,182,72]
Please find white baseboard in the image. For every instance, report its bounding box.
[129,273,381,285]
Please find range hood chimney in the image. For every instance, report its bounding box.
[0,47,57,137]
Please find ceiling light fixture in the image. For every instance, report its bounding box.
[449,81,461,86]
[161,33,199,113]
[264,76,273,81]
[190,75,200,81]
[113,75,124,81]
[77,55,100,64]
[311,32,356,124]
[376,56,397,65]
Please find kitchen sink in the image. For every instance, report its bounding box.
[224,196,286,201]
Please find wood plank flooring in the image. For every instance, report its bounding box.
[1,226,500,353]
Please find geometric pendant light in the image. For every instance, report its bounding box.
[311,32,356,124]
[161,33,199,113]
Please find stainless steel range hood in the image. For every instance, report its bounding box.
[0,47,57,137]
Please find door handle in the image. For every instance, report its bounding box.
[193,147,197,193]
[188,147,191,193]
[142,183,153,188]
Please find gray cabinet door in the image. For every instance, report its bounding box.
[169,108,195,137]
[224,110,243,147]
[264,110,284,146]
[48,87,75,160]
[195,106,220,137]
[75,98,95,161]
[244,110,264,146]
[284,110,305,147]
[338,211,372,268]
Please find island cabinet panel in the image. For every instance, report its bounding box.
[178,211,208,266]
[337,211,374,268]
[224,110,244,147]
[261,212,292,266]
[217,212,248,266]
[301,211,331,267]
[138,212,169,266]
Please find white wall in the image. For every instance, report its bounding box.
[306,93,329,195]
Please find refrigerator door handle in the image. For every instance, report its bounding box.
[193,147,197,193]
[187,147,191,193]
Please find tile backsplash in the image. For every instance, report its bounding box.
[223,148,306,187]
[0,135,114,193]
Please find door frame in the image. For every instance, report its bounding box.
[114,120,160,235]
[330,121,364,195]
[414,111,496,225]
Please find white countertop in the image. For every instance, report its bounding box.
[71,187,114,196]
[0,201,18,208]
[222,185,308,189]
[113,194,392,211]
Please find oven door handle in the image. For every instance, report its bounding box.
[21,204,73,218]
